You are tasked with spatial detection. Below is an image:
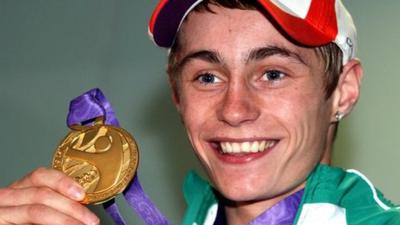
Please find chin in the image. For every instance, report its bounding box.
[210,173,272,202]
[209,168,306,206]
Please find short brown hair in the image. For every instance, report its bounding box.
[167,0,343,99]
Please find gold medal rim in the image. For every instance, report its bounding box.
[52,125,139,205]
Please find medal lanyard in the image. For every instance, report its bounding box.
[67,88,171,225]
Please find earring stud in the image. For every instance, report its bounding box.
[335,111,345,122]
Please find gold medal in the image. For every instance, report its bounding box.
[52,118,138,204]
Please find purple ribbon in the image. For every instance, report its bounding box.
[213,189,303,225]
[67,88,171,225]
[248,189,303,225]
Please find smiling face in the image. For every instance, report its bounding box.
[172,5,340,211]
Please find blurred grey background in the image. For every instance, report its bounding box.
[0,0,399,224]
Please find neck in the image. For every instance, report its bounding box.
[223,184,305,225]
[321,122,338,164]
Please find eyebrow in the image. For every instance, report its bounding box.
[175,50,223,73]
[247,45,308,66]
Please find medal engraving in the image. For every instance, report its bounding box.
[52,120,138,204]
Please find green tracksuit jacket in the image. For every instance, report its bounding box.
[182,164,400,225]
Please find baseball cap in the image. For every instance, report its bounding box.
[148,0,357,64]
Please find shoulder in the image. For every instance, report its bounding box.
[295,164,400,225]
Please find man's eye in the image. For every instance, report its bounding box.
[263,70,286,81]
[197,73,221,84]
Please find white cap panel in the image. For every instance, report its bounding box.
[270,0,312,19]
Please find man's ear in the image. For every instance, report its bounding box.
[331,59,363,121]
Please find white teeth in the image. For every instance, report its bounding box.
[259,141,266,152]
[250,142,258,152]
[241,142,250,153]
[232,143,240,153]
[221,142,226,151]
[267,141,275,149]
[220,140,275,154]
[226,142,233,153]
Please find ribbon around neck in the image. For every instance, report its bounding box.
[67,88,171,225]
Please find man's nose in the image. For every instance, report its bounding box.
[216,83,261,127]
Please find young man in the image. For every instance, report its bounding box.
[0,1,398,225]
[148,0,400,224]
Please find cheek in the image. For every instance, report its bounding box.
[275,87,332,152]
[179,82,221,123]
[178,96,216,168]
[178,90,213,145]
[180,93,204,127]
[269,91,332,188]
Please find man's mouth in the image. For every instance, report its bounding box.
[220,140,276,154]
[209,139,278,163]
